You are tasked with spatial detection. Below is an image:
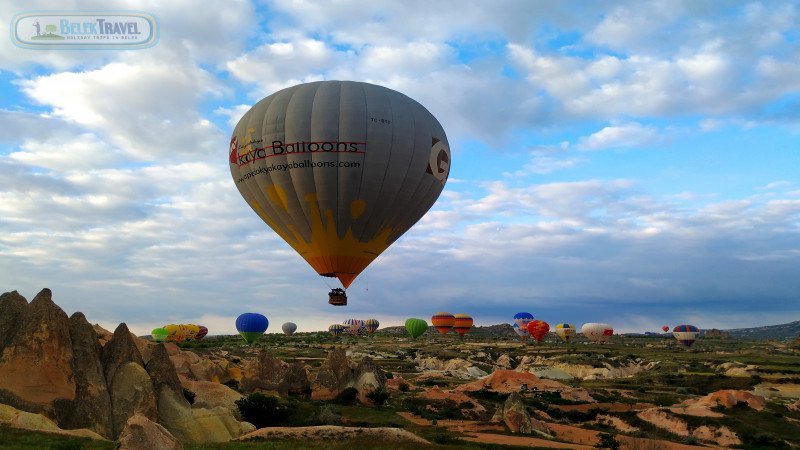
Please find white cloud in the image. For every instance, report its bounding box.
[577,122,661,151]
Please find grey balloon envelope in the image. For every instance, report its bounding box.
[281,322,297,336]
[229,81,451,288]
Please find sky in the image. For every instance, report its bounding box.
[1,0,799,336]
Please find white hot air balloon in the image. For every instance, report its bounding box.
[281,322,297,336]
[581,323,614,343]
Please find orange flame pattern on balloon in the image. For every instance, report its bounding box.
[527,320,550,342]
[249,192,393,288]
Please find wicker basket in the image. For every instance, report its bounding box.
[328,290,347,306]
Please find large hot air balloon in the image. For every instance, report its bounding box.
[163,324,182,342]
[662,325,670,333]
[343,318,361,336]
[513,312,534,340]
[328,324,345,337]
[236,313,268,344]
[554,323,575,343]
[184,324,200,341]
[364,319,380,334]
[673,325,700,347]
[581,323,614,343]
[527,320,550,342]
[431,312,455,335]
[195,325,208,340]
[151,327,168,342]
[405,318,428,339]
[282,322,297,336]
[229,81,451,295]
[453,314,473,337]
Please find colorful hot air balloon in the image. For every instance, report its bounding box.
[357,319,366,336]
[328,323,345,337]
[554,323,575,343]
[343,318,361,336]
[236,313,268,344]
[527,320,550,342]
[581,323,614,343]
[513,312,534,340]
[229,81,451,292]
[195,325,208,340]
[673,325,700,347]
[184,324,200,341]
[282,322,297,336]
[364,319,380,334]
[405,318,428,339]
[431,312,455,334]
[151,327,168,342]
[453,314,473,337]
[163,323,182,342]
[662,325,670,332]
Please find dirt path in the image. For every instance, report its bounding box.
[552,402,655,412]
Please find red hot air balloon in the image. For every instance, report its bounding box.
[527,320,550,342]
[662,325,669,332]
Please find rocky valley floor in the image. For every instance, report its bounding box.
[2,289,800,449]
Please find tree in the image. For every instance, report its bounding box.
[595,432,621,450]
[45,24,56,34]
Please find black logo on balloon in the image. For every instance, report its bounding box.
[426,138,450,183]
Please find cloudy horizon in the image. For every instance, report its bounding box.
[1,0,798,336]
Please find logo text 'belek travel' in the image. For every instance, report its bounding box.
[11,11,158,49]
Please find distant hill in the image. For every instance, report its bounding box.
[723,321,800,340]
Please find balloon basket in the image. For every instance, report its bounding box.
[328,288,347,306]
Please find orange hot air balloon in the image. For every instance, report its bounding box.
[431,312,455,334]
[452,314,473,336]
[527,320,550,342]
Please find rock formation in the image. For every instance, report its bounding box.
[0,291,28,349]
[311,348,388,403]
[240,351,310,396]
[117,413,182,450]
[0,289,75,414]
[53,312,113,438]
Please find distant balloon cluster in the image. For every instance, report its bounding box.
[151,324,208,343]
[328,318,380,337]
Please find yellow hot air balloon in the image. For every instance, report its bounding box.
[229,81,451,292]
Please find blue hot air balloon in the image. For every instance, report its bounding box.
[236,313,269,344]
[513,312,534,340]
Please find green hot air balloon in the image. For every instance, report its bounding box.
[405,318,428,339]
[151,327,168,342]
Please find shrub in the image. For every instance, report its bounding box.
[336,387,359,404]
[399,382,410,392]
[594,432,621,449]
[366,388,390,407]
[675,387,689,395]
[235,393,289,428]
[317,404,341,425]
[183,388,196,405]
[385,371,394,379]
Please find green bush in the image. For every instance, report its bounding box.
[385,371,394,379]
[594,432,621,449]
[366,388,390,407]
[336,387,359,404]
[399,382,410,392]
[235,393,289,428]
